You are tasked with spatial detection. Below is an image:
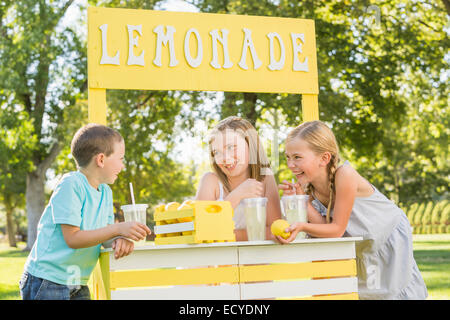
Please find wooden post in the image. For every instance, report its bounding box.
[88,252,110,300]
[302,94,319,121]
[88,88,107,125]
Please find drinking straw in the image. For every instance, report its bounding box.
[292,178,296,194]
[129,182,138,218]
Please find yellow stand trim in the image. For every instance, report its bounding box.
[88,88,107,125]
[302,94,319,121]
[154,234,196,245]
[240,260,356,282]
[88,252,110,300]
[110,265,240,288]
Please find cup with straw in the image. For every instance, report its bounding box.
[120,182,148,244]
[280,178,308,239]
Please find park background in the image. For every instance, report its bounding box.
[0,0,448,299]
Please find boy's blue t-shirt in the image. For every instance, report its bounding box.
[24,171,114,286]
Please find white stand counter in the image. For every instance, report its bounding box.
[91,237,362,300]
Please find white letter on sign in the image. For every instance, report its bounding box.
[267,32,285,71]
[184,28,203,68]
[238,28,262,70]
[209,29,233,69]
[153,25,179,67]
[99,24,120,65]
[291,33,308,72]
[127,24,145,66]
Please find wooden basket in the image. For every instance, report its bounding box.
[154,201,236,245]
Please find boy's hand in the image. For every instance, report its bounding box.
[112,238,134,259]
[117,221,151,241]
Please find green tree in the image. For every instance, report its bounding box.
[0,0,88,249]
[414,202,426,227]
[440,204,450,226]
[106,89,196,208]
[421,201,434,227]
[0,108,36,247]
[92,0,198,209]
[432,200,448,225]
[189,0,449,205]
[406,203,419,225]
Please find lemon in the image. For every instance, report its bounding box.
[177,200,194,223]
[178,200,194,211]
[154,204,166,213]
[165,202,180,211]
[163,202,180,224]
[271,219,291,239]
[181,199,195,206]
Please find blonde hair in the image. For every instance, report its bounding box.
[286,120,340,223]
[208,116,271,193]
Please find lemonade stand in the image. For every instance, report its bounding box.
[94,237,361,300]
[90,199,361,300]
[87,6,362,299]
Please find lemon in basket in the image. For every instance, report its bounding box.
[165,202,180,211]
[164,202,180,224]
[271,219,291,239]
[178,200,194,223]
[154,204,166,213]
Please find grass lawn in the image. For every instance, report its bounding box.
[0,242,28,300]
[1,234,449,300]
[411,234,450,300]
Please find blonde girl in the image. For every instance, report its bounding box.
[277,120,427,300]
[196,116,282,241]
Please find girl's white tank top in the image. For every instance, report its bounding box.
[217,181,246,229]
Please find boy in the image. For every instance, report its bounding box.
[20,124,151,300]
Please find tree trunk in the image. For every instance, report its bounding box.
[4,201,17,248]
[25,170,46,251]
[24,142,62,250]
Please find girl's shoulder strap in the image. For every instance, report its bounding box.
[334,160,352,177]
[217,180,224,201]
[338,160,351,169]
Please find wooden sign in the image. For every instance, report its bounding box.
[87,6,319,124]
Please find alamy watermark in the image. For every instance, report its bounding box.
[366,264,381,290]
[66,265,81,290]
[365,5,381,30]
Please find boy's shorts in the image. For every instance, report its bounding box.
[19,271,91,300]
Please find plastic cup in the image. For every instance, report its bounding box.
[242,197,268,241]
[281,195,308,239]
[121,204,148,245]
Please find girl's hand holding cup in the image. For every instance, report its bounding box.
[235,178,264,199]
[278,180,305,196]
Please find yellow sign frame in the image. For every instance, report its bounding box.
[87,6,319,124]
